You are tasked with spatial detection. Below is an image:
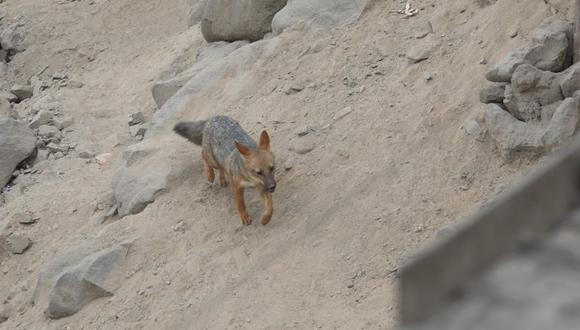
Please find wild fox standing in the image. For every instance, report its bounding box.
[173,116,276,226]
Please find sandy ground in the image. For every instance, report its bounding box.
[0,0,575,329]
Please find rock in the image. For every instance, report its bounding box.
[46,142,66,154]
[128,112,145,126]
[151,40,249,108]
[504,64,563,121]
[463,119,486,141]
[37,125,60,139]
[35,149,49,163]
[77,150,95,159]
[28,110,54,129]
[53,152,65,159]
[0,118,36,188]
[13,212,35,225]
[542,97,579,147]
[415,22,433,39]
[67,80,84,88]
[95,153,113,166]
[289,140,314,155]
[479,85,506,104]
[31,95,62,115]
[484,104,544,159]
[0,24,27,53]
[33,243,131,319]
[54,116,74,130]
[272,0,369,34]
[112,143,172,217]
[406,39,437,64]
[201,0,287,42]
[10,84,33,100]
[559,62,580,98]
[285,84,304,95]
[4,235,32,254]
[486,17,572,82]
[129,124,147,138]
[333,106,353,121]
[0,91,18,103]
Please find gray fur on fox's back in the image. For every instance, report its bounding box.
[174,120,207,145]
[204,116,257,168]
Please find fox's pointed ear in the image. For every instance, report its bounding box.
[235,141,253,158]
[259,130,270,151]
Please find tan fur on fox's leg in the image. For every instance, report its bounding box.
[218,169,228,187]
[202,151,215,183]
[232,179,251,225]
[260,190,273,225]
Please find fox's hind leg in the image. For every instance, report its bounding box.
[201,150,215,183]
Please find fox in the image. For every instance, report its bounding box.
[173,115,276,226]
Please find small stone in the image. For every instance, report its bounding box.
[29,110,54,129]
[296,126,312,137]
[36,149,49,162]
[54,116,74,130]
[406,42,436,64]
[78,150,95,159]
[129,124,147,138]
[508,28,518,38]
[0,305,9,323]
[333,106,353,121]
[289,141,314,155]
[37,125,60,139]
[285,84,304,95]
[96,153,113,166]
[480,85,506,104]
[336,150,350,159]
[347,283,354,289]
[13,212,35,225]
[6,235,32,254]
[424,73,433,82]
[479,58,488,65]
[46,142,66,153]
[54,152,64,159]
[415,21,433,39]
[67,80,84,88]
[10,84,33,100]
[128,112,145,126]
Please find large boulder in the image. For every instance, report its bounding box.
[201,0,287,42]
[486,17,572,83]
[485,104,545,159]
[504,64,563,121]
[542,97,579,147]
[0,118,36,188]
[272,0,369,34]
[32,243,131,319]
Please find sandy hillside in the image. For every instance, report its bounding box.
[0,0,575,329]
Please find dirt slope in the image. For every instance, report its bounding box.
[0,0,574,329]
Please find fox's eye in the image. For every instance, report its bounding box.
[269,166,274,171]
[255,170,263,176]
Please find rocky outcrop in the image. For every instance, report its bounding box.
[201,0,287,42]
[0,118,36,188]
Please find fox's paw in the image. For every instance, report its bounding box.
[240,213,252,226]
[261,214,272,226]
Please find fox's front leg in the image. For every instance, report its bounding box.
[260,190,273,225]
[232,180,251,225]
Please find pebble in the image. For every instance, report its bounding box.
[289,141,314,155]
[333,106,353,121]
[10,84,33,100]
[128,112,145,126]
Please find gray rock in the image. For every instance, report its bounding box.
[37,125,60,139]
[129,124,147,138]
[504,64,563,121]
[480,85,506,104]
[13,212,35,225]
[333,106,353,121]
[201,0,287,42]
[46,142,66,154]
[77,150,95,159]
[542,97,579,147]
[559,62,580,98]
[35,149,49,163]
[484,104,544,159]
[463,119,486,141]
[406,40,437,64]
[31,95,62,115]
[272,0,369,34]
[3,235,32,254]
[28,110,53,129]
[128,112,145,126]
[113,143,171,217]
[486,17,572,83]
[9,84,33,100]
[54,116,74,130]
[151,40,249,108]
[66,80,84,88]
[0,118,36,188]
[415,22,433,39]
[289,140,314,154]
[33,243,131,319]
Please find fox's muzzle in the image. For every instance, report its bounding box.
[267,183,276,193]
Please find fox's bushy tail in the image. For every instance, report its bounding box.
[173,120,207,146]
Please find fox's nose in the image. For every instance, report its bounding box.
[267,184,276,193]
